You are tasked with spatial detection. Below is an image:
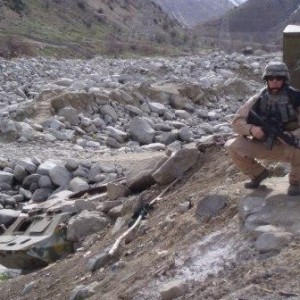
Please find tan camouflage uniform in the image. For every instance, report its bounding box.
[225,90,300,185]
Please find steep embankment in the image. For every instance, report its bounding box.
[1,145,300,300]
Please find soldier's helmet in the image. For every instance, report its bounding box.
[262,61,290,82]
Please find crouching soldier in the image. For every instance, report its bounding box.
[225,61,300,196]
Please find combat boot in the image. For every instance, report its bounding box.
[244,169,269,189]
[287,184,300,196]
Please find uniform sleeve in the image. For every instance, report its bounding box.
[291,107,300,139]
[231,93,260,136]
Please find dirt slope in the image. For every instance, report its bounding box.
[1,145,300,300]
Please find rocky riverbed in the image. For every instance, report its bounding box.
[3,50,300,300]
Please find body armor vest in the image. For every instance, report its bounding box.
[253,86,299,131]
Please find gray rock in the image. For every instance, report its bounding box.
[100,163,116,174]
[67,210,110,242]
[88,252,112,272]
[178,127,193,142]
[108,204,124,219]
[0,120,17,142]
[75,199,96,212]
[15,158,37,174]
[85,141,101,148]
[0,171,14,186]
[69,285,90,300]
[106,183,128,200]
[128,116,155,145]
[100,104,118,121]
[160,280,187,300]
[88,163,102,182]
[22,174,41,189]
[37,160,62,175]
[152,148,199,185]
[125,104,143,116]
[19,187,32,200]
[106,126,129,143]
[141,143,165,151]
[148,102,166,115]
[47,128,69,141]
[21,281,36,296]
[175,110,191,120]
[80,116,92,127]
[195,194,227,221]
[54,78,74,87]
[16,122,35,141]
[155,131,178,145]
[31,188,53,202]
[97,200,123,213]
[13,165,28,182]
[38,175,53,188]
[59,107,79,126]
[49,165,71,187]
[42,118,65,130]
[69,177,89,193]
[65,158,79,171]
[106,137,121,149]
[73,165,90,179]
[255,232,292,252]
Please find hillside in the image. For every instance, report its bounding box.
[0,0,188,58]
[195,0,300,50]
[152,0,247,27]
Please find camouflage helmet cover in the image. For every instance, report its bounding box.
[262,61,290,82]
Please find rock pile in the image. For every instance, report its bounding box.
[0,157,124,207]
[0,51,280,154]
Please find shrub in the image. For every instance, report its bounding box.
[4,0,26,14]
[77,1,86,11]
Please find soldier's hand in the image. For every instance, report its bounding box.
[250,125,265,140]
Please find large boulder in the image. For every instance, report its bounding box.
[128,117,156,145]
[152,148,199,185]
[67,211,110,242]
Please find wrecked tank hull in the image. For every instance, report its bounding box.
[0,212,74,270]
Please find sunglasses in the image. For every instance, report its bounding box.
[266,76,285,81]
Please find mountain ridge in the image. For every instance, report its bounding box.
[195,0,300,50]
[152,0,247,27]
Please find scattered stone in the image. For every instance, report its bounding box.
[195,194,227,221]
[160,280,187,300]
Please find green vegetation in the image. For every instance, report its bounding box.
[0,273,10,281]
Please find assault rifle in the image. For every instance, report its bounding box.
[247,110,300,150]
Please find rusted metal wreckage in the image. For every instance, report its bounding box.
[0,212,74,270]
[0,184,108,271]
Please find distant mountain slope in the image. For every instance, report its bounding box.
[152,0,247,27]
[195,0,300,49]
[0,0,188,58]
